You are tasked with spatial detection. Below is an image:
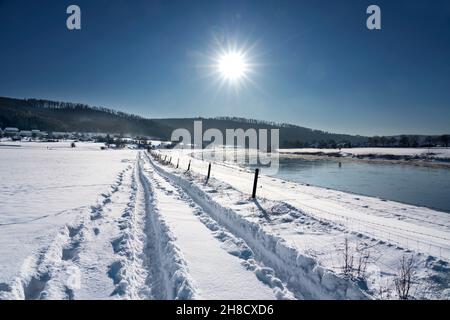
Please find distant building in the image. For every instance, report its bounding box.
[4,127,19,137]
[51,132,67,138]
[20,130,32,137]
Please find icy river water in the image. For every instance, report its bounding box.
[257,157,450,213]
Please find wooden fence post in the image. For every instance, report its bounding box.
[252,168,259,199]
[187,160,191,172]
[206,163,212,182]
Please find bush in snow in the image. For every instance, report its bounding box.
[394,254,417,300]
[340,238,370,281]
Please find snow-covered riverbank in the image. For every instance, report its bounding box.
[278,148,450,167]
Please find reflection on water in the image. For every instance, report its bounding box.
[198,151,450,213]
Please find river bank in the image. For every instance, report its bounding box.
[278,148,450,169]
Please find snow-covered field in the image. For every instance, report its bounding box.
[0,142,136,298]
[1,142,449,300]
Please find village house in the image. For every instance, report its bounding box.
[19,130,32,137]
[3,127,20,137]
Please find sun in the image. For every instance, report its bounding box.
[217,51,249,82]
[203,38,257,90]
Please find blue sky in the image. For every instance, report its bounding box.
[0,0,449,136]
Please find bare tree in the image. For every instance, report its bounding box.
[340,238,370,281]
[440,135,450,148]
[342,237,354,276]
[377,278,392,300]
[394,255,416,300]
[355,243,370,279]
[399,135,410,147]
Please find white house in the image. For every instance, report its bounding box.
[4,127,19,136]
[19,130,32,137]
[51,132,68,138]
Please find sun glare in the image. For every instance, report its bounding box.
[217,51,248,82]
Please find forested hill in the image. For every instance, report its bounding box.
[155,117,367,147]
[0,97,171,139]
[0,96,368,147]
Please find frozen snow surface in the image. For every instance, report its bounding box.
[0,142,449,300]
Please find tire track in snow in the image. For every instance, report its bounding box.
[108,152,196,299]
[141,153,289,300]
[105,159,151,299]
[146,152,369,300]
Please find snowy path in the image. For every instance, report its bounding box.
[139,154,280,299]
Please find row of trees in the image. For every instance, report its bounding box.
[367,135,450,148]
[25,99,144,120]
[281,135,450,149]
[282,140,353,149]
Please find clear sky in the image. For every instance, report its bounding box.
[0,0,449,136]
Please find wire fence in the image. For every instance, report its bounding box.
[294,201,449,259]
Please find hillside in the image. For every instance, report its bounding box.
[0,96,367,147]
[0,97,171,139]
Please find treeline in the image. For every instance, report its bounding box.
[367,135,450,148]
[24,99,144,120]
[214,116,321,130]
[282,135,450,149]
[282,139,354,149]
[156,117,367,147]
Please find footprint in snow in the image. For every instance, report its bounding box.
[91,211,103,221]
